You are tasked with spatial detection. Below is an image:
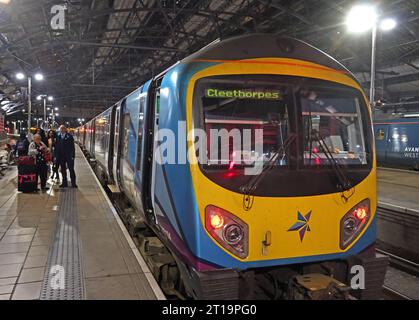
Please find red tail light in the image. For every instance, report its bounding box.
[354,207,368,220]
[209,212,224,229]
[205,205,248,259]
[340,199,371,249]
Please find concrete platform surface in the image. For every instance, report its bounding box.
[377,168,419,211]
[0,146,164,300]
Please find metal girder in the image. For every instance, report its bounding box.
[363,72,419,87]
[2,0,419,119]
[258,0,312,25]
[70,83,136,89]
[66,40,183,52]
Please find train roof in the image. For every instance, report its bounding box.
[182,33,357,81]
[78,34,360,130]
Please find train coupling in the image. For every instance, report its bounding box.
[287,273,355,300]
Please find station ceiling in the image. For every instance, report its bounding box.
[1,0,419,120]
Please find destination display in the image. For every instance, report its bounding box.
[205,88,282,100]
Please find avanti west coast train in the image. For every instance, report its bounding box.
[373,115,419,170]
[76,34,388,299]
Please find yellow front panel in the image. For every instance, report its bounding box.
[185,58,377,262]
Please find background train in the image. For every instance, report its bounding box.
[75,34,388,300]
[373,115,419,170]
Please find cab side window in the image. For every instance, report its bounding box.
[376,129,385,141]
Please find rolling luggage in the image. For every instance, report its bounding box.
[18,156,37,193]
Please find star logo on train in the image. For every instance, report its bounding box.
[287,211,312,242]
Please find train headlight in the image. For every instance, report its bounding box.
[205,205,248,259]
[224,224,244,245]
[340,199,371,250]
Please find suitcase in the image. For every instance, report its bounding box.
[18,156,37,193]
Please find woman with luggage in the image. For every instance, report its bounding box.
[29,134,49,191]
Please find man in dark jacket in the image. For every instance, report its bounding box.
[15,132,30,157]
[55,125,77,188]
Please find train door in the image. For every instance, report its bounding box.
[82,124,86,146]
[107,105,116,183]
[143,78,162,223]
[114,102,122,190]
[118,93,140,205]
[133,93,147,210]
[90,120,96,157]
[374,124,388,166]
[150,90,160,219]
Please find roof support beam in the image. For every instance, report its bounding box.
[66,41,182,52]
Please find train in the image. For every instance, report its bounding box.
[373,115,419,170]
[75,34,388,300]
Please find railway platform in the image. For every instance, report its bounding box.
[0,147,164,300]
[377,167,419,212]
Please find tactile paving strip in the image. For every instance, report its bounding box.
[40,189,85,300]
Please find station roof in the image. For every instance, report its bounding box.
[1,0,419,120]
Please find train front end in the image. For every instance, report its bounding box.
[166,35,388,299]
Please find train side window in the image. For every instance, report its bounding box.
[376,129,385,141]
[136,96,146,170]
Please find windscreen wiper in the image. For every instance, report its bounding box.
[311,129,353,194]
[240,133,297,211]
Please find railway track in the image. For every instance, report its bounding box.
[377,249,419,300]
[375,201,419,300]
[377,249,419,276]
[382,285,413,300]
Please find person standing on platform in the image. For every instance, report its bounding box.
[28,134,49,191]
[36,128,49,146]
[55,125,77,188]
[47,130,60,182]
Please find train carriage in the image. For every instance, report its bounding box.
[374,116,419,170]
[79,34,387,300]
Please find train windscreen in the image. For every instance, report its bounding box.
[301,87,368,166]
[193,75,372,196]
[199,81,294,170]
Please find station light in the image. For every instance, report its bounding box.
[37,95,42,101]
[54,107,59,111]
[48,96,54,101]
[15,72,25,80]
[34,73,44,81]
[380,18,397,31]
[346,4,377,33]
